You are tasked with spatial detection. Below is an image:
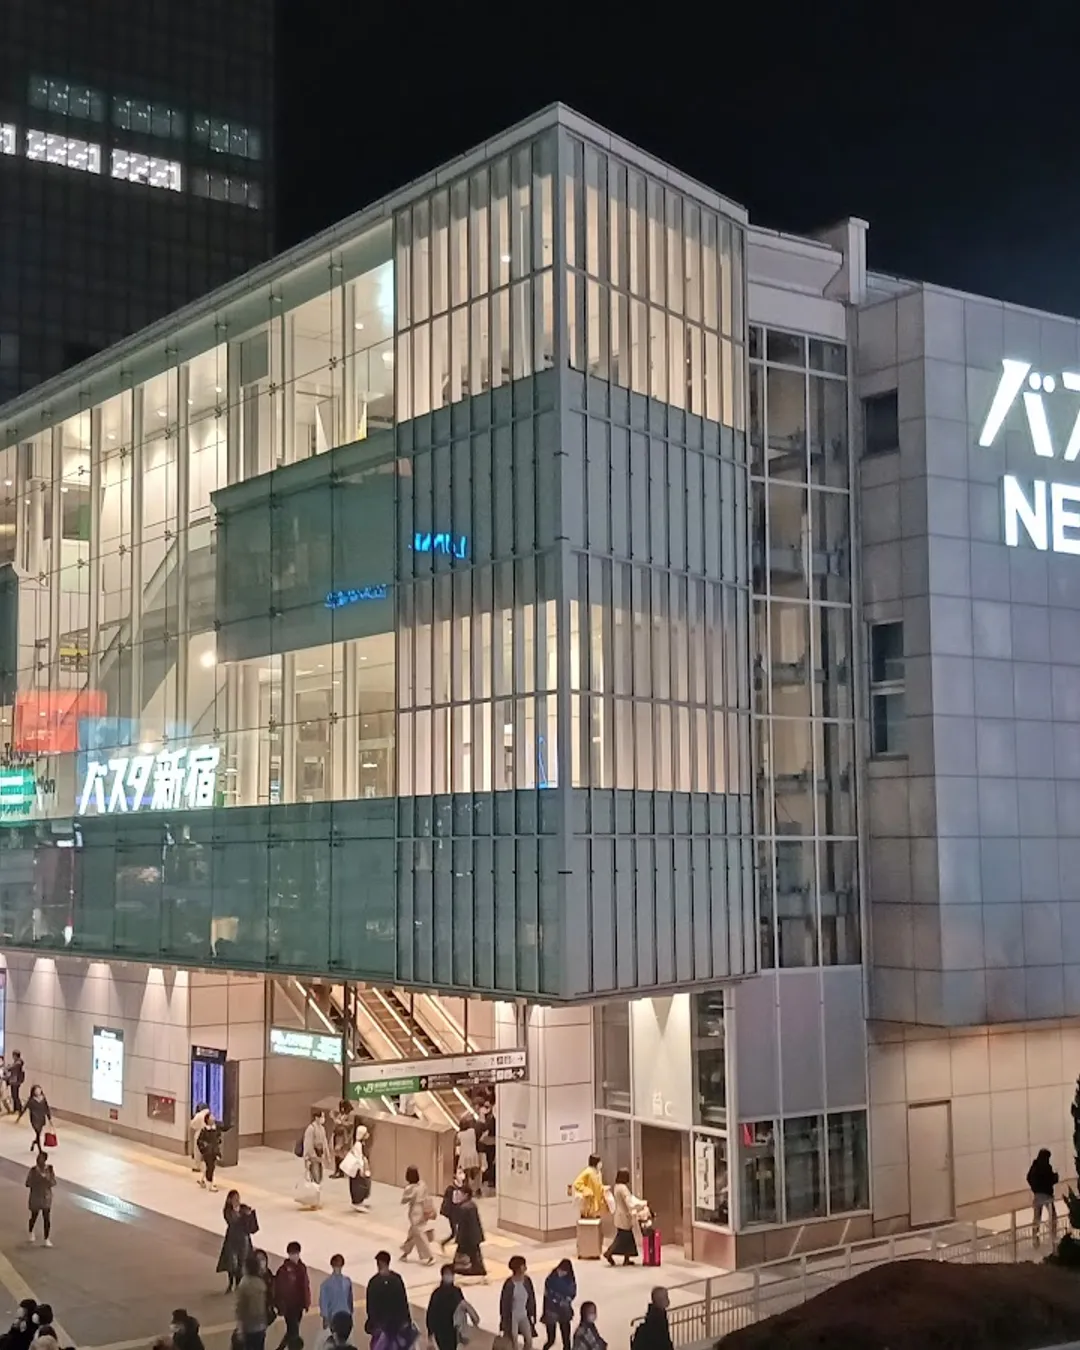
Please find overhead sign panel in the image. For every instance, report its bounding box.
[347,1047,526,1099]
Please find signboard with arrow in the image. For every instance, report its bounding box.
[348,1047,527,1100]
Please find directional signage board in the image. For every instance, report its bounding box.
[348,1047,527,1100]
[351,1076,422,1099]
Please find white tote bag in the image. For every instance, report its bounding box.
[294,1178,322,1209]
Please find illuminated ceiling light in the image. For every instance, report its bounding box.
[3,480,10,487]
[381,350,394,365]
[214,384,223,393]
[200,649,216,668]
[157,407,167,417]
[500,253,511,264]
[139,741,155,754]
[354,320,364,330]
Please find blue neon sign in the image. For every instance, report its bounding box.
[325,584,389,610]
[413,532,468,559]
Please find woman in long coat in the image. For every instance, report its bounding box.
[216,1189,259,1292]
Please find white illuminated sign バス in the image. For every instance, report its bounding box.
[979,358,1080,554]
[77,743,221,815]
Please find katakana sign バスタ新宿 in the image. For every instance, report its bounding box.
[77,744,221,815]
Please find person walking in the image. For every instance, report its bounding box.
[499,1257,537,1350]
[541,1261,576,1350]
[0,1056,12,1115]
[571,1303,606,1350]
[303,1108,329,1187]
[400,1166,435,1265]
[7,1051,25,1116]
[25,1150,55,1247]
[217,1190,259,1292]
[189,1102,210,1173]
[319,1254,353,1330]
[319,1311,355,1350]
[439,1170,468,1251]
[630,1290,672,1350]
[272,1242,311,1350]
[330,1100,354,1179]
[342,1123,372,1210]
[17,1085,51,1155]
[364,1252,409,1344]
[603,1169,643,1267]
[170,1311,206,1350]
[253,1250,277,1328]
[477,1103,496,1193]
[236,1253,273,1350]
[452,1186,486,1276]
[197,1113,224,1192]
[425,1266,478,1350]
[1028,1147,1060,1247]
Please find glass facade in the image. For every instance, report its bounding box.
[0,114,757,1001]
[749,325,860,971]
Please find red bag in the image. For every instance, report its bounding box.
[43,1131,58,1149]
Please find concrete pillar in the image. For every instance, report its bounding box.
[495,1001,594,1242]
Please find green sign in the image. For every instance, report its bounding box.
[349,1076,420,1099]
[0,769,35,820]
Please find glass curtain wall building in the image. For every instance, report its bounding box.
[0,107,755,1005]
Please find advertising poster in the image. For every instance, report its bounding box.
[91,1026,124,1106]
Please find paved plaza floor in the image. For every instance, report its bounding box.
[0,1116,719,1350]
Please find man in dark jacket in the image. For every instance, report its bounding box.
[364,1251,409,1339]
[7,1052,25,1116]
[499,1257,537,1348]
[631,1289,673,1350]
[273,1242,311,1350]
[1027,1148,1059,1247]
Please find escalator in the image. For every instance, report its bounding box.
[288,978,478,1129]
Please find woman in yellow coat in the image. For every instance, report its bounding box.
[571,1155,605,1218]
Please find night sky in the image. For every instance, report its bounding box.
[278,2,1080,317]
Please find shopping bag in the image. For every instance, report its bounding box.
[293,1178,321,1209]
[340,1150,360,1178]
[43,1131,57,1149]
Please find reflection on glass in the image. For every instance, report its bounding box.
[784,1114,826,1219]
[693,991,726,1127]
[594,1002,631,1112]
[828,1110,869,1212]
[740,1120,777,1225]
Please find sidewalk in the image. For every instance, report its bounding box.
[0,1115,720,1346]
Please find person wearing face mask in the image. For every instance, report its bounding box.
[425,1266,479,1350]
[570,1304,605,1350]
[439,1170,468,1251]
[170,1310,205,1350]
[541,1261,576,1350]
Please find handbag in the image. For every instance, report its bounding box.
[293,1179,321,1209]
[43,1131,57,1149]
[340,1149,360,1178]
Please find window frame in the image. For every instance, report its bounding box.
[862,388,899,457]
[868,619,905,757]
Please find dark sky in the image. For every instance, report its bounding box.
[278,1,1080,317]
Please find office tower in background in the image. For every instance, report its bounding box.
[0,0,275,401]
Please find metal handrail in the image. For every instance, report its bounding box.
[636,1202,1067,1348]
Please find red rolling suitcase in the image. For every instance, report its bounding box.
[642,1225,661,1267]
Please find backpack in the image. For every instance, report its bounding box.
[294,1136,305,1158]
